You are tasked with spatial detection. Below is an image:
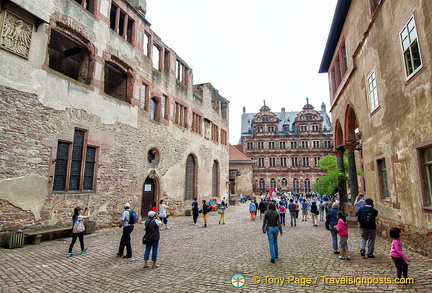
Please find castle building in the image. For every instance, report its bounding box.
[0,0,229,232]
[320,0,432,256]
[234,100,333,195]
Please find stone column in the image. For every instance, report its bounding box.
[346,142,359,201]
[335,150,348,203]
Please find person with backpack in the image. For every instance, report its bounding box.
[143,211,162,269]
[201,199,210,228]
[117,203,135,258]
[357,198,379,258]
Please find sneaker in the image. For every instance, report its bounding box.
[81,248,88,255]
[334,251,340,254]
[346,256,351,260]
[367,254,375,258]
[360,249,366,256]
[116,253,123,257]
[270,259,275,263]
[122,255,132,258]
[67,253,75,258]
[202,225,206,228]
[338,256,347,260]
[143,265,150,268]
[152,264,159,268]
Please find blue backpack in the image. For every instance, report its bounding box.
[128,210,137,225]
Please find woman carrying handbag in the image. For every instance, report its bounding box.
[67,207,90,257]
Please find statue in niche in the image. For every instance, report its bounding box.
[0,10,33,58]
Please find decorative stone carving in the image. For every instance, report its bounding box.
[0,10,33,58]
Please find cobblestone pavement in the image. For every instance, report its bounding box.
[1,202,432,292]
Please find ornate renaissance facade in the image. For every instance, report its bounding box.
[0,0,229,232]
[235,100,333,195]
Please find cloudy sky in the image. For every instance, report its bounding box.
[146,0,338,144]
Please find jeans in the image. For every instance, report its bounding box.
[69,232,84,253]
[392,256,408,279]
[118,225,134,257]
[144,240,159,262]
[330,227,339,250]
[360,228,376,256]
[267,226,279,260]
[290,212,296,226]
[280,213,285,225]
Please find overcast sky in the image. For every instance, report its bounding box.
[146,0,338,144]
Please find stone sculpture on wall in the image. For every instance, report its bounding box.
[0,10,33,59]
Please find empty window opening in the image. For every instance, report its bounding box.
[104,62,128,102]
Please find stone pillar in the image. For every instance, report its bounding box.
[346,143,359,201]
[335,150,348,203]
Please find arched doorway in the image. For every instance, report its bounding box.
[212,160,220,198]
[185,154,197,200]
[142,177,157,220]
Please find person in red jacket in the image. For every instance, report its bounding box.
[335,212,350,260]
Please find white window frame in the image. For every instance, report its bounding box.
[400,16,423,80]
[367,71,379,112]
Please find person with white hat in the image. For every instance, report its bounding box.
[143,211,162,268]
[117,203,134,258]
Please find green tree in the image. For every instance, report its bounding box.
[313,155,347,195]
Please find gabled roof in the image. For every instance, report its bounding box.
[229,144,253,163]
[319,0,352,73]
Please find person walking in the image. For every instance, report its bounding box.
[295,200,300,219]
[288,199,297,227]
[279,204,286,226]
[301,200,309,221]
[117,203,134,258]
[218,201,226,224]
[357,198,378,258]
[201,200,210,228]
[262,203,283,263]
[310,201,318,227]
[158,199,170,230]
[389,227,410,280]
[335,212,350,260]
[318,200,325,221]
[249,200,257,221]
[258,200,267,220]
[326,202,342,254]
[191,198,199,225]
[143,211,162,269]
[67,207,90,257]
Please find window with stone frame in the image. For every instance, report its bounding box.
[104,61,129,102]
[150,97,160,121]
[192,112,202,134]
[269,158,276,167]
[290,141,297,149]
[304,178,311,193]
[314,157,321,166]
[302,157,310,167]
[400,16,422,79]
[268,142,275,149]
[220,129,227,145]
[329,39,348,95]
[48,29,91,84]
[110,2,134,43]
[281,178,288,187]
[257,158,265,167]
[292,157,298,167]
[279,141,286,149]
[377,158,390,200]
[211,123,219,143]
[280,157,287,167]
[270,178,277,189]
[293,179,299,193]
[143,31,151,57]
[152,43,161,70]
[176,59,189,85]
[174,102,187,127]
[247,142,253,150]
[140,83,148,110]
[53,129,97,192]
[259,178,266,189]
[367,71,379,112]
[418,146,432,207]
[72,0,96,14]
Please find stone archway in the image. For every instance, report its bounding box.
[141,173,160,220]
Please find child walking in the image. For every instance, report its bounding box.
[67,207,90,257]
[390,227,410,280]
[335,212,350,260]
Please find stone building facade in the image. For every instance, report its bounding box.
[228,144,254,197]
[0,0,229,232]
[319,0,432,256]
[238,101,333,195]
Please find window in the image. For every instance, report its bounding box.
[367,71,379,112]
[185,155,196,200]
[299,125,307,132]
[174,102,187,127]
[164,49,170,72]
[212,161,219,198]
[323,141,332,149]
[330,40,348,94]
[161,95,167,119]
[313,141,320,149]
[104,62,129,102]
[258,158,265,167]
[53,129,97,192]
[257,142,264,149]
[247,142,253,150]
[269,142,275,149]
[302,157,310,167]
[110,2,134,43]
[72,0,95,13]
[192,112,202,134]
[220,129,227,145]
[270,178,277,189]
[293,179,299,193]
[259,178,265,189]
[280,158,287,167]
[143,31,151,56]
[304,178,311,193]
[140,84,147,110]
[150,98,159,121]
[176,59,189,85]
[400,16,422,78]
[377,159,389,199]
[279,141,286,149]
[314,157,321,166]
[269,158,276,167]
[211,124,219,143]
[419,146,432,207]
[292,157,298,167]
[48,30,91,84]
[301,141,309,149]
[152,44,161,70]
[291,141,297,149]
[281,178,288,187]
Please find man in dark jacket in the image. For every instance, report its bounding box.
[357,198,378,258]
[262,203,283,263]
[143,211,162,268]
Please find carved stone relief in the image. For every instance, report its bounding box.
[0,10,33,58]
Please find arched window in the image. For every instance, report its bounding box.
[212,160,219,198]
[304,178,311,193]
[259,178,265,189]
[293,178,299,193]
[281,178,288,187]
[270,178,277,189]
[185,155,196,200]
